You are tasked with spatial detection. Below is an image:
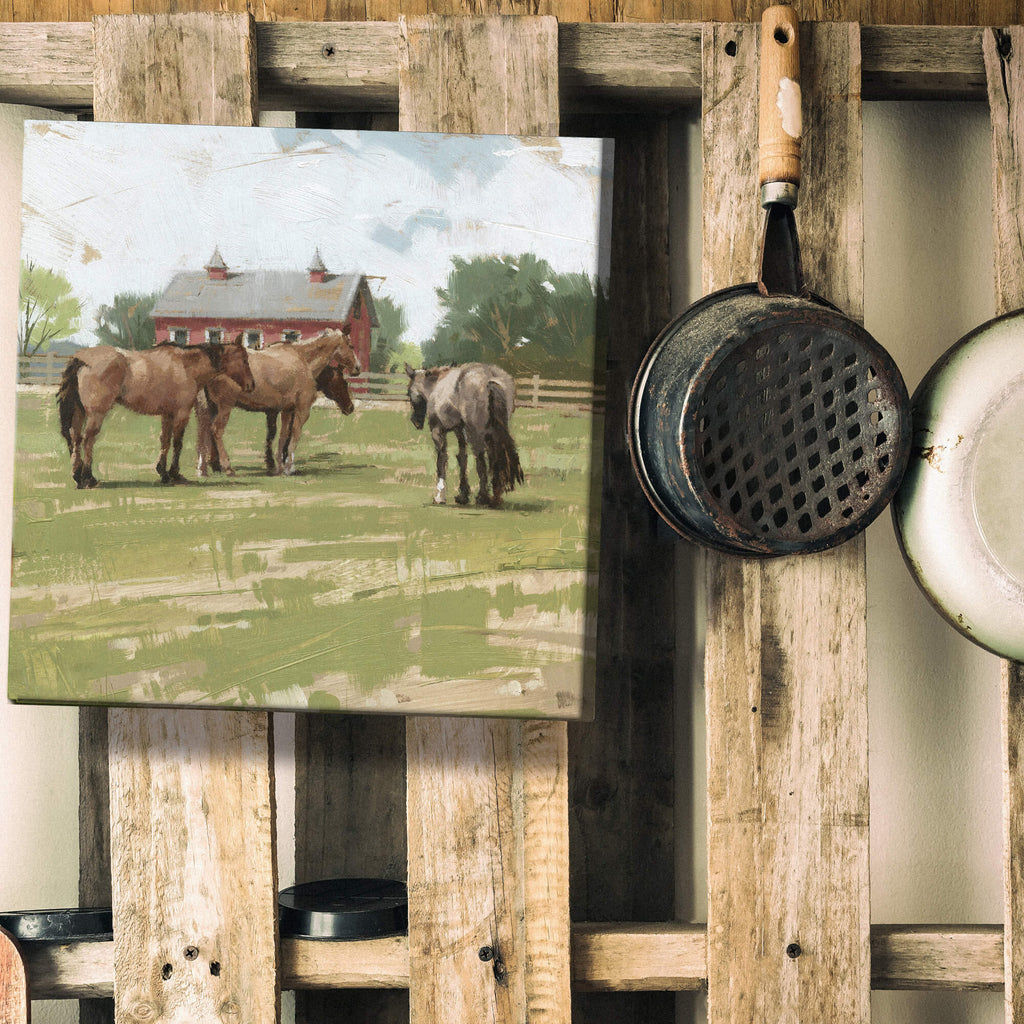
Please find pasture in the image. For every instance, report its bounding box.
[8,390,602,717]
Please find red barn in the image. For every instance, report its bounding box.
[150,248,378,371]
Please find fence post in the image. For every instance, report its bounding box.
[532,373,540,407]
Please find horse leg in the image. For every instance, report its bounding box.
[473,444,492,506]
[78,411,104,489]
[264,411,276,471]
[195,393,214,477]
[208,404,236,477]
[156,415,174,483]
[281,406,310,476]
[454,425,471,505]
[430,425,448,504]
[167,408,191,483]
[69,406,85,485]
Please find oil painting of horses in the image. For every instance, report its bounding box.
[9,120,612,718]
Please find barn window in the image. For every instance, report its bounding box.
[282,330,301,343]
[170,327,189,346]
[206,328,223,344]
[244,330,262,349]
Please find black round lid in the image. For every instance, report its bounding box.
[0,907,113,942]
[279,878,407,940]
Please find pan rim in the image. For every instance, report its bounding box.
[629,283,909,555]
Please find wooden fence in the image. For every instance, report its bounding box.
[19,356,605,412]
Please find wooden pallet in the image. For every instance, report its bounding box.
[2,12,1023,1023]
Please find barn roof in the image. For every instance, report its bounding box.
[151,270,379,326]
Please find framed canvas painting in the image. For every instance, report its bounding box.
[8,120,612,719]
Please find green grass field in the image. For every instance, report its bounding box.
[8,392,602,717]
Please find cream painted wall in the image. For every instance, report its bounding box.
[0,98,1012,1024]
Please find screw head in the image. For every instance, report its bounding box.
[321,43,336,58]
[478,945,494,962]
[786,942,802,959]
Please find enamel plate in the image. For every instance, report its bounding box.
[892,310,1024,660]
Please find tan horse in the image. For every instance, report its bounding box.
[57,340,254,488]
[197,328,360,477]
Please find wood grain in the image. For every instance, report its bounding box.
[293,713,407,1024]
[93,15,277,1024]
[20,922,1018,997]
[106,709,278,1023]
[985,25,1024,1024]
[79,706,113,1024]
[399,17,569,1023]
[0,23,1000,111]
[565,108,673,1024]
[703,20,871,1024]
[0,926,29,1024]
[93,12,257,126]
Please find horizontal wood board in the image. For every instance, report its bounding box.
[18,922,1013,998]
[0,22,998,111]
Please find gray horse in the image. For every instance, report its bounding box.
[405,361,524,507]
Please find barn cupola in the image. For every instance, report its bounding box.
[308,248,327,284]
[205,247,228,281]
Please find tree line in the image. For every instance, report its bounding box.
[20,254,608,382]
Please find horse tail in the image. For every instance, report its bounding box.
[486,379,524,495]
[57,357,84,454]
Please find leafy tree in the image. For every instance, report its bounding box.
[423,254,606,380]
[370,293,417,372]
[94,291,160,350]
[523,271,609,379]
[18,260,82,356]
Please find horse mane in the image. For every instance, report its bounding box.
[159,341,223,370]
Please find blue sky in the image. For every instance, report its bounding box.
[20,121,613,347]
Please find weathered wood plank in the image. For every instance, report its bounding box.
[570,924,705,991]
[871,925,1004,991]
[399,16,569,1023]
[19,922,1016,997]
[564,107,674,1024]
[293,713,408,1024]
[985,26,1024,1024]
[703,18,871,1024]
[94,12,257,125]
[79,705,113,1024]
[105,708,278,1023]
[94,19,276,1024]
[0,22,996,112]
[0,927,29,1024]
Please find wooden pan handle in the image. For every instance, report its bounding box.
[758,4,801,206]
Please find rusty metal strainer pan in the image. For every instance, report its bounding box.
[630,285,911,555]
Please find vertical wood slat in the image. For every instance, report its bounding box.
[293,714,408,1024]
[984,25,1024,1024]
[92,14,277,1024]
[566,110,675,1024]
[80,707,113,1024]
[398,16,569,1023]
[703,19,871,1024]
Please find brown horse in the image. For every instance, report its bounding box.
[197,328,360,477]
[57,340,254,488]
[262,364,355,473]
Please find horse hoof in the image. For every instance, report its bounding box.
[454,494,469,506]
[432,497,447,505]
[225,468,236,477]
